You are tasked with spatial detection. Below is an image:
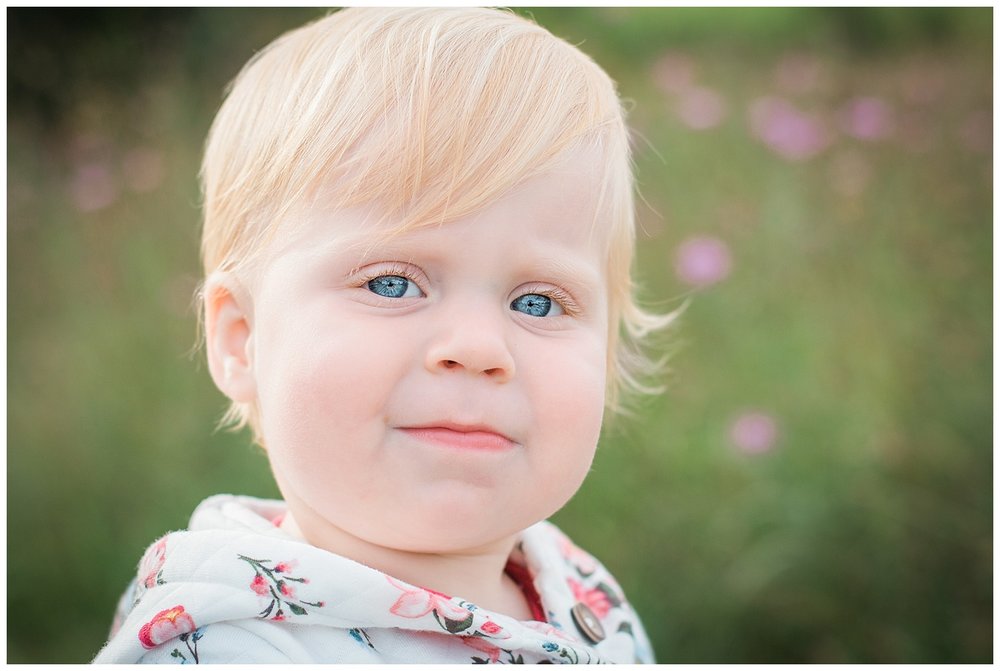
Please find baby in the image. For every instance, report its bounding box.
[94,7,672,664]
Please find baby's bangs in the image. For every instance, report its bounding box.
[315,9,624,230]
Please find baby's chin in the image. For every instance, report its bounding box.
[344,501,547,555]
[380,482,583,551]
[274,464,584,557]
[288,496,546,558]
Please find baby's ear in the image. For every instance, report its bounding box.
[203,274,256,403]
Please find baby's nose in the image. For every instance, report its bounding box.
[424,309,515,382]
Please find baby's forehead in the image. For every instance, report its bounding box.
[268,151,611,262]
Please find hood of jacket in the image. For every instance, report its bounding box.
[94,494,655,664]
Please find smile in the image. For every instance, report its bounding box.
[398,424,516,451]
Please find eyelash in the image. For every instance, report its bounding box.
[517,283,579,317]
[354,262,424,289]
[354,262,419,286]
[353,263,579,316]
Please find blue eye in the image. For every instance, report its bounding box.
[367,275,422,299]
[510,293,564,317]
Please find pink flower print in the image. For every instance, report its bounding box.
[250,574,270,596]
[477,619,512,640]
[386,576,472,621]
[462,635,502,663]
[481,620,503,635]
[238,554,325,620]
[557,536,597,577]
[139,537,168,589]
[567,578,612,619]
[273,560,298,574]
[138,606,196,649]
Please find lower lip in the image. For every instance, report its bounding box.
[400,427,516,451]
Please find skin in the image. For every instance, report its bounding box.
[204,150,610,619]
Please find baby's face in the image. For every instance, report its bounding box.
[246,152,609,553]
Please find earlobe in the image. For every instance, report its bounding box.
[204,275,256,404]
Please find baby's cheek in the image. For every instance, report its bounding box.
[256,330,385,452]
[258,335,402,527]
[530,342,606,495]
[544,339,606,424]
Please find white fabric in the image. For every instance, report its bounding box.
[93,494,655,664]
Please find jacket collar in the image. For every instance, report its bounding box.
[112,494,639,663]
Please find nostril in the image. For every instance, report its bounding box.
[435,358,512,379]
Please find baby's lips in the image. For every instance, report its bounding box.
[398,424,517,451]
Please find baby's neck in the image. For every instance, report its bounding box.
[279,508,534,621]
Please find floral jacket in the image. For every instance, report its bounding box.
[93,495,655,664]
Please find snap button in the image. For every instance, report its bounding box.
[570,602,605,644]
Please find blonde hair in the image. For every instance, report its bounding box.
[200,7,676,442]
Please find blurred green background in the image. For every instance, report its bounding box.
[7,7,992,663]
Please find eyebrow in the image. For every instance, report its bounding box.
[526,253,605,304]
